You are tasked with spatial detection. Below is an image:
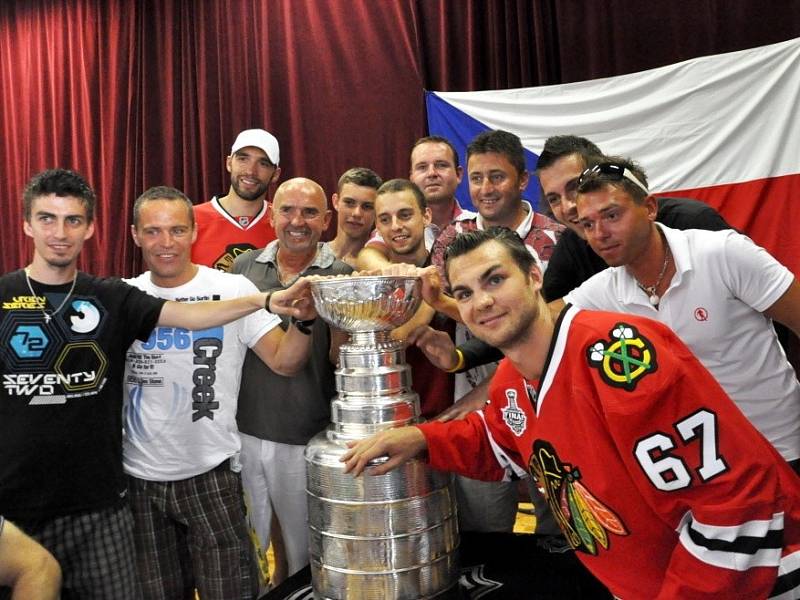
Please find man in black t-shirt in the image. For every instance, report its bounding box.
[0,169,314,599]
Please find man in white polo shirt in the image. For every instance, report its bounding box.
[564,156,800,469]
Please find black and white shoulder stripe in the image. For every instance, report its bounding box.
[677,510,783,571]
[678,509,800,597]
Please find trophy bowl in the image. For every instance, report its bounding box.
[309,275,422,333]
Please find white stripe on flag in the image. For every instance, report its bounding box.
[433,38,800,192]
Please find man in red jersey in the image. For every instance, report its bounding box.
[343,227,800,599]
[192,128,281,271]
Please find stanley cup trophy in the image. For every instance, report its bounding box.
[305,275,460,599]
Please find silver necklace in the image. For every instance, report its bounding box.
[635,246,670,307]
[24,268,78,324]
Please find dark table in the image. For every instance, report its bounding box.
[261,532,612,599]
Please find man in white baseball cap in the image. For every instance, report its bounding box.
[230,128,280,165]
[192,128,282,271]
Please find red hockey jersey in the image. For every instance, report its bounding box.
[191,197,276,271]
[418,306,800,599]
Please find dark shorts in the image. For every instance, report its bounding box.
[7,504,140,600]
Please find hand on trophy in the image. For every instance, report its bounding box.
[267,277,318,320]
[354,263,420,278]
[412,265,462,322]
[340,426,428,477]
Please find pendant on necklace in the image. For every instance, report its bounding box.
[44,313,52,324]
[649,294,660,306]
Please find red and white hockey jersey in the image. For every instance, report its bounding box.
[418,305,800,599]
[191,197,276,271]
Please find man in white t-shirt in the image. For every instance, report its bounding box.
[124,186,315,599]
[563,156,800,469]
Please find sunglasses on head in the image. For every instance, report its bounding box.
[577,162,649,195]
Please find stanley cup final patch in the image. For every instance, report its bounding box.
[587,323,658,392]
[502,388,527,436]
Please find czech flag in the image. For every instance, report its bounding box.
[427,37,800,276]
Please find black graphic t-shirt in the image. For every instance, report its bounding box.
[0,270,165,520]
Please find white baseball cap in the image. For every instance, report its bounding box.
[230,128,280,165]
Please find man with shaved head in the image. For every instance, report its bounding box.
[232,178,352,579]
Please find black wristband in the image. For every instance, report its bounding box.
[291,316,316,335]
[264,291,275,313]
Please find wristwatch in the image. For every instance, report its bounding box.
[291,316,316,335]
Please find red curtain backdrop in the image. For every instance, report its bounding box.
[1,0,798,277]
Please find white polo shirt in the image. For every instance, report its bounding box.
[565,224,800,461]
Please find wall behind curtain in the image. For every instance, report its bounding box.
[1,0,798,276]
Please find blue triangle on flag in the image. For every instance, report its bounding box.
[425,91,542,212]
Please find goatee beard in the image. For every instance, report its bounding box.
[232,179,267,201]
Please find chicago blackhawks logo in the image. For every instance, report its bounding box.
[529,440,628,555]
[587,323,657,391]
[213,244,257,272]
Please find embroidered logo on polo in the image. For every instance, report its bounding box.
[501,389,527,436]
[587,323,657,391]
[529,440,628,556]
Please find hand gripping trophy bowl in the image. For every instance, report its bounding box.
[305,275,460,599]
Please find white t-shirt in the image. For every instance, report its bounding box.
[122,266,280,480]
[565,225,799,461]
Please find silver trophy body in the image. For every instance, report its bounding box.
[305,276,460,599]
